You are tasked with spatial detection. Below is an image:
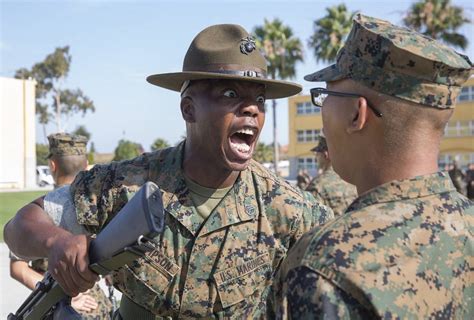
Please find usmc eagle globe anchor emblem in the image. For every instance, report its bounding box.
[240,36,256,55]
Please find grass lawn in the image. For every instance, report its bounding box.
[0,191,47,242]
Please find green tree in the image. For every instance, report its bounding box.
[404,0,470,49]
[36,144,49,166]
[113,139,142,161]
[14,46,95,138]
[253,142,274,163]
[253,19,303,173]
[151,138,170,151]
[308,4,354,63]
[72,125,91,140]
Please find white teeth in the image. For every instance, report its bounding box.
[230,141,251,153]
[236,128,255,136]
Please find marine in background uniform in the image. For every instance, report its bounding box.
[306,135,357,216]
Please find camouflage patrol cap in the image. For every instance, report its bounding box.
[305,14,473,109]
[310,135,328,153]
[47,133,88,158]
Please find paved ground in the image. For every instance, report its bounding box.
[0,243,121,318]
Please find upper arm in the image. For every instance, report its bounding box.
[285,266,375,320]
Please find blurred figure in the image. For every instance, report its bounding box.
[296,169,311,190]
[466,163,474,200]
[448,161,466,195]
[9,133,112,319]
[306,135,357,216]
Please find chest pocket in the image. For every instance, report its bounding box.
[118,249,180,302]
[213,252,272,308]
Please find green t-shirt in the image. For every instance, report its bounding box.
[184,175,233,220]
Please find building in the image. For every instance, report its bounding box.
[0,77,37,189]
[287,78,474,179]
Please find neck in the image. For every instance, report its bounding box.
[183,141,239,189]
[353,147,439,195]
[54,175,75,187]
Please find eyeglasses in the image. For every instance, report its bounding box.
[310,87,383,118]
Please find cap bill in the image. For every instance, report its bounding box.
[304,64,346,83]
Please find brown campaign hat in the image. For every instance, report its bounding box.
[147,24,302,99]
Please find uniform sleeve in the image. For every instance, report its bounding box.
[70,155,151,234]
[283,266,375,320]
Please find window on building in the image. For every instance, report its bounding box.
[298,157,316,170]
[444,120,474,137]
[459,86,474,102]
[296,129,321,143]
[296,101,320,115]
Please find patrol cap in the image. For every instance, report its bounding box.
[305,14,473,109]
[47,133,88,158]
[310,135,328,153]
[146,24,302,99]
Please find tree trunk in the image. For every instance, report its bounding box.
[272,99,279,175]
[55,90,61,132]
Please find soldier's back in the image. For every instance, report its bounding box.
[281,172,473,319]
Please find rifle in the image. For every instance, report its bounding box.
[8,181,165,320]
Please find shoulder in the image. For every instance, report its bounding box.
[248,160,305,201]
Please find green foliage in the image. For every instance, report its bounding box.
[151,138,170,151]
[88,142,96,164]
[0,191,46,242]
[308,4,354,63]
[14,46,95,131]
[253,142,274,163]
[36,143,49,165]
[113,139,142,161]
[253,18,304,80]
[404,0,470,49]
[72,125,91,140]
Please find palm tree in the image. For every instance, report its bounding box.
[403,0,470,49]
[253,142,274,164]
[308,4,354,63]
[254,19,304,173]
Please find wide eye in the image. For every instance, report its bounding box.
[223,89,238,98]
[256,95,265,104]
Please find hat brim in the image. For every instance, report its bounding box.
[304,64,346,83]
[147,72,302,99]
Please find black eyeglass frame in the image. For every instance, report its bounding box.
[310,87,383,118]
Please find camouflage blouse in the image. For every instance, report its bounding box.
[273,172,473,319]
[306,167,358,217]
[70,142,333,319]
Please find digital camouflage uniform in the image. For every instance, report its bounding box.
[306,168,357,217]
[70,142,333,319]
[275,173,473,319]
[273,13,474,320]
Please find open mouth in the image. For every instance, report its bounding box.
[229,127,258,160]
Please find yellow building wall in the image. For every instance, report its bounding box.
[288,95,323,159]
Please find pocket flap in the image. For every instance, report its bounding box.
[213,253,272,308]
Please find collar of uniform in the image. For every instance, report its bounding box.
[198,167,258,236]
[149,141,258,237]
[148,141,203,236]
[346,172,456,212]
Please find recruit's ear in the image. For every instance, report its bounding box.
[180,97,196,123]
[347,97,369,134]
[48,159,57,174]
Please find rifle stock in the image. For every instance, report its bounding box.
[8,181,165,320]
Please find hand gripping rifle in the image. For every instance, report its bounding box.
[8,181,165,320]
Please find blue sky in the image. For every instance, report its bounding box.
[1,0,473,153]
